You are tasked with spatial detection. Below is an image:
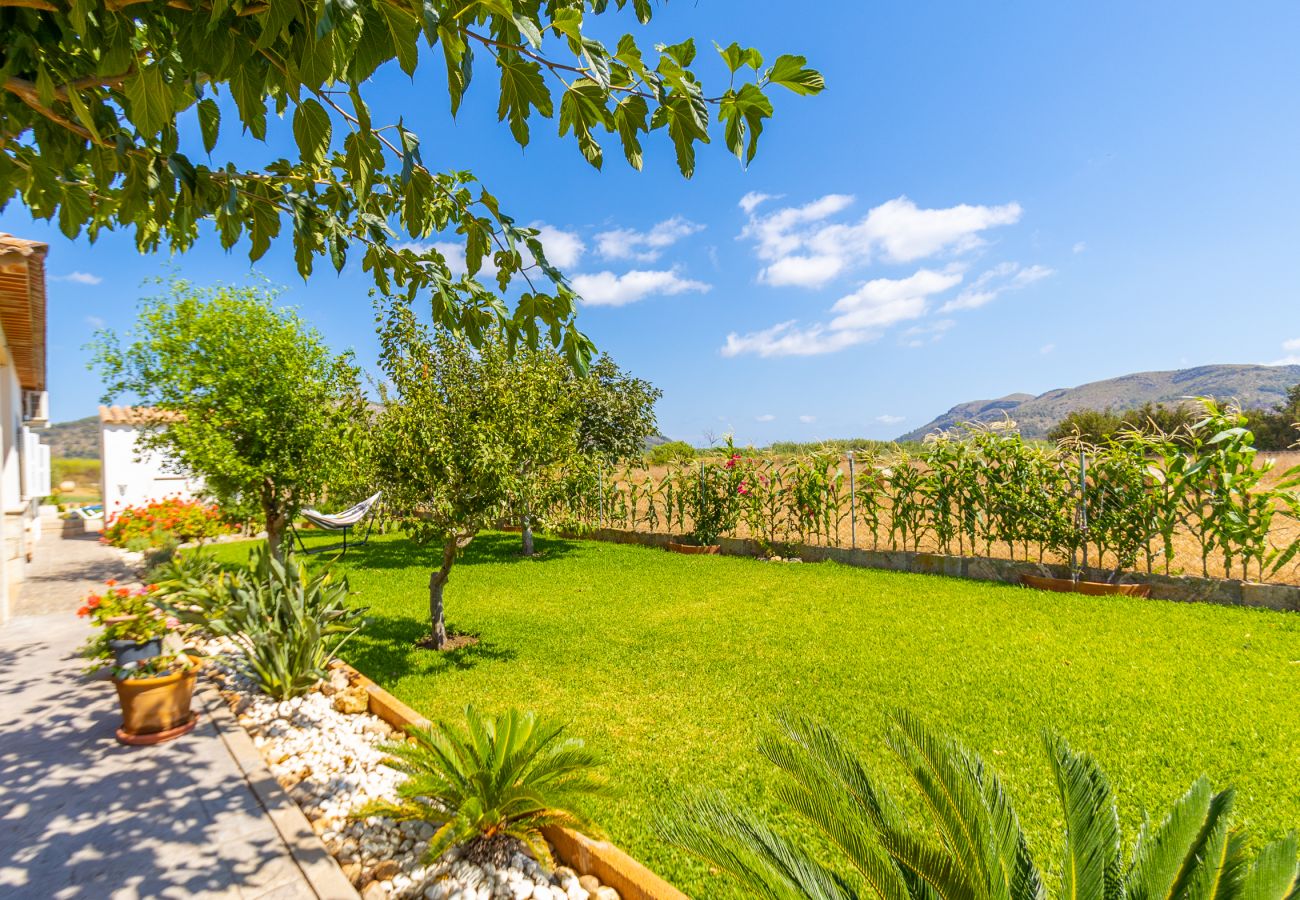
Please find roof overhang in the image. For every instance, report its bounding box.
[0,233,48,392]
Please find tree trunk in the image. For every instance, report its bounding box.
[262,487,288,561]
[427,538,457,648]
[521,508,534,557]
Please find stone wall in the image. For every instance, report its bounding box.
[578,528,1300,613]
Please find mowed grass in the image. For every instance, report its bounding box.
[212,531,1300,897]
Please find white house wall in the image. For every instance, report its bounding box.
[100,425,202,519]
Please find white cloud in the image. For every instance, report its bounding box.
[1040,343,1056,355]
[875,414,904,425]
[830,269,962,331]
[742,194,1022,287]
[760,254,845,289]
[532,224,585,269]
[595,216,704,262]
[755,413,776,422]
[721,321,873,358]
[397,223,583,277]
[1073,241,1087,254]
[901,318,956,346]
[51,271,103,285]
[739,191,781,215]
[939,262,1053,313]
[572,269,709,307]
[799,415,817,424]
[85,315,105,328]
[1268,338,1300,366]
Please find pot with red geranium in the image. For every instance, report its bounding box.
[78,579,172,667]
[113,651,202,745]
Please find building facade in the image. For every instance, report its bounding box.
[0,234,53,623]
[99,406,201,518]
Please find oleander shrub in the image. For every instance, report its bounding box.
[103,496,235,550]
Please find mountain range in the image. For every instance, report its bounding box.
[898,364,1300,442]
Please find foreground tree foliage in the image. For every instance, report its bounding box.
[663,711,1300,900]
[2,0,823,367]
[376,295,658,644]
[93,280,369,559]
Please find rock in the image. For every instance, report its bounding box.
[361,882,388,900]
[594,889,620,900]
[333,685,370,714]
[342,863,365,887]
[563,885,589,900]
[551,867,576,885]
[577,876,601,895]
[322,668,352,696]
[373,859,402,881]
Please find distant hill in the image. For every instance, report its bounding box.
[45,415,99,458]
[899,364,1300,441]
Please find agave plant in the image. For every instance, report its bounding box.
[662,711,1300,900]
[358,706,610,868]
[208,544,365,699]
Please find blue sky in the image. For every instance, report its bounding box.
[6,1,1300,443]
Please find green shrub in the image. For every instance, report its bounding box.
[147,549,240,630]
[663,711,1300,900]
[358,706,609,868]
[206,545,365,699]
[646,440,696,466]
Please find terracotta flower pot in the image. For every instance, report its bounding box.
[667,541,720,555]
[1021,574,1151,598]
[114,658,201,745]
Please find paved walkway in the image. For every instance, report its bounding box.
[0,521,326,899]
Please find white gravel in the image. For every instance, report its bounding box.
[201,639,620,900]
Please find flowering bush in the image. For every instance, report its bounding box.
[103,497,234,550]
[113,650,197,681]
[78,579,175,663]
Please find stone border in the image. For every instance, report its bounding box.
[571,528,1300,613]
[197,681,362,900]
[334,662,691,900]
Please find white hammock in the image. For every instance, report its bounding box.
[300,492,382,530]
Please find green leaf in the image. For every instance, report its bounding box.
[650,89,709,177]
[718,83,772,164]
[612,95,649,170]
[558,80,609,169]
[125,66,175,136]
[293,98,332,166]
[197,98,221,154]
[1045,734,1121,900]
[766,55,826,95]
[377,3,420,76]
[659,38,697,67]
[497,55,552,146]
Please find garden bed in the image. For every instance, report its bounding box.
[201,636,673,900]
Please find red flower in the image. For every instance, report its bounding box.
[87,595,102,609]
[105,579,117,587]
[76,605,89,617]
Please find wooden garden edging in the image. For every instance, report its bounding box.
[333,662,691,900]
[570,527,1300,613]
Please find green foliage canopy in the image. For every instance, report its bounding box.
[3,0,822,368]
[92,279,369,558]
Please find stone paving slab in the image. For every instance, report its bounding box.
[0,524,324,899]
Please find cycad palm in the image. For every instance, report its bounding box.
[662,711,1298,900]
[358,706,609,868]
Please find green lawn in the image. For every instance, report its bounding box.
[213,531,1300,897]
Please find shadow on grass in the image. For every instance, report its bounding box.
[298,530,582,571]
[346,613,519,683]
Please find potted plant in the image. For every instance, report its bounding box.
[78,580,172,666]
[113,651,201,745]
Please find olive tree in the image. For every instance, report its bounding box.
[93,279,368,559]
[4,1,822,368]
[376,299,582,648]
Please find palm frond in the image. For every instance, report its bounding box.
[1236,834,1300,900]
[1045,733,1122,900]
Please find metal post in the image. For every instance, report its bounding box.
[1078,449,1089,572]
[597,462,604,528]
[848,451,856,550]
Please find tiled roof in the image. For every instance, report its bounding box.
[98,405,183,425]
